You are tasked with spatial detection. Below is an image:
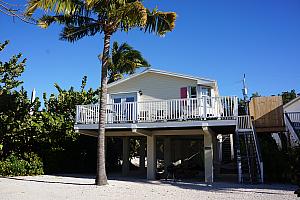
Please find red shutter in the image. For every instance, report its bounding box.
[180,87,187,98]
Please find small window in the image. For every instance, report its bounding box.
[114,98,121,103]
[126,97,135,102]
[190,86,197,98]
[201,87,211,97]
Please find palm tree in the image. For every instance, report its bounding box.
[108,41,150,83]
[25,0,176,186]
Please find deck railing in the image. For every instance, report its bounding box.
[285,112,300,123]
[237,115,253,130]
[76,96,238,124]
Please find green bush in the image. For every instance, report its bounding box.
[0,152,44,176]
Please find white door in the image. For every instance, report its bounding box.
[111,93,137,122]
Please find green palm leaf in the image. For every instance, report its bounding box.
[60,23,102,42]
[144,9,176,35]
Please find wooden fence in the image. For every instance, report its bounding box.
[249,96,285,133]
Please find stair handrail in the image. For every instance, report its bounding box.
[285,112,300,141]
[251,124,264,183]
[236,115,264,183]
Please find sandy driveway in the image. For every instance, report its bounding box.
[0,175,298,200]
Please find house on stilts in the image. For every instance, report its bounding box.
[75,68,264,183]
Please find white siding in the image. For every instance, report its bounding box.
[108,72,210,102]
[284,100,300,112]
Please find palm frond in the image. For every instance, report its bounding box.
[113,1,147,32]
[38,14,96,28]
[60,22,102,42]
[25,0,86,17]
[144,9,176,35]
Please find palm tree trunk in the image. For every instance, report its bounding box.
[95,32,111,186]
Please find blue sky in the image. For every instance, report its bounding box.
[1,0,299,99]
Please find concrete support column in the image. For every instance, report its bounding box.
[212,133,220,177]
[147,135,156,180]
[164,137,172,174]
[203,128,214,183]
[122,137,130,176]
[139,137,146,171]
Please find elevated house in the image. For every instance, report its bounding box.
[75,69,263,183]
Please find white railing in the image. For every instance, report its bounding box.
[237,115,253,130]
[285,112,300,123]
[76,96,238,124]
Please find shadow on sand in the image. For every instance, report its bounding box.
[2,173,297,196]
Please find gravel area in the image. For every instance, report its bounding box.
[0,175,298,200]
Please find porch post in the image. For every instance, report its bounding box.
[139,137,146,171]
[147,135,156,180]
[203,127,214,183]
[213,134,220,177]
[164,137,172,174]
[122,137,130,176]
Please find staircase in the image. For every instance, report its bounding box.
[222,135,233,163]
[284,112,300,145]
[235,115,264,183]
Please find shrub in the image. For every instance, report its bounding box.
[0,152,44,176]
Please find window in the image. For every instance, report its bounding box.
[126,97,135,102]
[201,87,212,107]
[113,98,121,103]
[189,86,197,98]
[201,87,211,97]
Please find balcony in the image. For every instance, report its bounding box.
[75,96,238,125]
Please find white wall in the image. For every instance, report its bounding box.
[108,72,212,102]
[284,99,300,112]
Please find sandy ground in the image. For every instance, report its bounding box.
[0,175,298,200]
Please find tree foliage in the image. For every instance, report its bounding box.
[0,40,26,94]
[280,89,297,105]
[108,41,150,83]
[0,41,99,173]
[0,41,39,157]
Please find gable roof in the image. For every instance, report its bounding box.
[107,68,217,88]
[283,96,300,109]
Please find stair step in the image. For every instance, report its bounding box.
[235,116,263,184]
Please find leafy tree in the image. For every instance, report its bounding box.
[108,41,150,83]
[0,40,26,95]
[280,89,297,105]
[39,76,99,173]
[251,92,261,98]
[26,0,176,185]
[44,76,98,134]
[0,41,41,158]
